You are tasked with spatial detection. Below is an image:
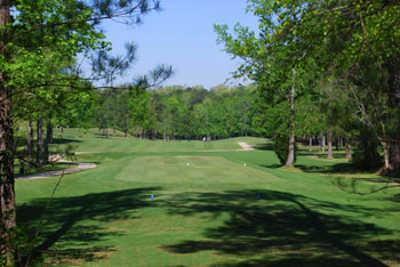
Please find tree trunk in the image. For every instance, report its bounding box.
[0,1,16,265]
[337,137,343,151]
[382,141,391,171]
[0,89,15,267]
[345,143,352,160]
[327,129,333,160]
[388,140,400,174]
[381,139,400,174]
[36,116,44,166]
[309,136,313,152]
[285,70,296,167]
[386,57,400,174]
[47,119,53,144]
[320,133,326,152]
[26,119,33,159]
[43,118,52,164]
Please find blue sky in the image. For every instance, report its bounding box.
[103,0,258,88]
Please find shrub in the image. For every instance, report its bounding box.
[352,129,382,170]
[273,132,296,165]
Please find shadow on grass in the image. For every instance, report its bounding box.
[254,143,274,151]
[253,143,362,175]
[298,151,347,159]
[52,138,82,145]
[260,163,283,169]
[259,162,360,174]
[94,132,127,138]
[332,176,400,197]
[296,162,359,174]
[17,187,160,265]
[164,190,397,266]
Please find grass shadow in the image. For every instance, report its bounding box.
[260,163,282,169]
[331,176,400,197]
[252,143,360,175]
[254,143,274,151]
[298,151,347,159]
[52,138,82,145]
[17,187,161,265]
[296,162,358,174]
[252,142,365,176]
[164,189,397,266]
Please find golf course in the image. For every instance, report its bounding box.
[2,1,400,266]
[15,129,400,266]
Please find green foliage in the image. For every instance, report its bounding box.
[6,0,164,127]
[1,1,166,264]
[352,128,382,171]
[92,84,261,139]
[273,132,290,165]
[215,0,400,172]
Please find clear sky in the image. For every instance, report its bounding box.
[103,0,258,88]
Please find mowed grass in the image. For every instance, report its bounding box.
[16,129,400,266]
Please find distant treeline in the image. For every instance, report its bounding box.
[89,85,264,140]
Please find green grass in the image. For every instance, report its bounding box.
[16,129,400,266]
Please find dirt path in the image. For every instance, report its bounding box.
[238,142,254,151]
[17,162,97,180]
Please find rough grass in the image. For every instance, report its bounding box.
[15,129,400,266]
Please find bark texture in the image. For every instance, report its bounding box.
[0,0,16,265]
[320,133,326,152]
[386,58,400,174]
[345,143,352,160]
[382,139,400,175]
[0,88,15,267]
[36,117,44,166]
[388,141,400,174]
[26,119,33,159]
[285,74,296,167]
[327,129,333,160]
[382,141,391,171]
[44,118,52,164]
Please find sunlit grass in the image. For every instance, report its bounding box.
[15,129,400,266]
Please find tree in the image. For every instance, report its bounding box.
[92,84,258,141]
[0,1,164,264]
[129,88,153,138]
[216,0,400,173]
[0,2,15,264]
[215,17,314,166]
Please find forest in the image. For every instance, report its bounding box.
[0,0,399,266]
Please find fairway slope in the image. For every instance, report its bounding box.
[15,132,400,266]
[115,156,278,186]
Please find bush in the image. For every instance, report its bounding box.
[273,132,296,165]
[352,129,382,170]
